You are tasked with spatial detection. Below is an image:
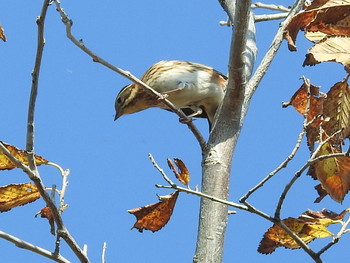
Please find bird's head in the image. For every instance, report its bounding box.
[114,84,158,120]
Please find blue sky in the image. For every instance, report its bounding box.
[1,1,349,262]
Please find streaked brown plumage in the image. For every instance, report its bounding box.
[114,60,227,129]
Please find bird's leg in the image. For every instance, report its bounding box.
[186,106,203,118]
[179,106,202,124]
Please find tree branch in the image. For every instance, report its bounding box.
[246,0,305,97]
[148,153,248,211]
[0,230,70,263]
[251,2,290,12]
[194,0,254,262]
[254,13,289,22]
[17,1,91,262]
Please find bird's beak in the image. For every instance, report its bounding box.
[114,109,123,121]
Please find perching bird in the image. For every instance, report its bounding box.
[114,60,227,129]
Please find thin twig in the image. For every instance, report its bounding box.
[317,210,350,256]
[21,1,90,262]
[48,162,70,213]
[101,242,107,263]
[251,2,290,12]
[254,13,289,22]
[0,230,70,263]
[240,201,274,221]
[148,154,176,186]
[149,153,248,211]
[275,129,345,221]
[156,183,248,211]
[246,0,305,97]
[47,162,69,255]
[53,0,207,152]
[240,120,306,202]
[274,76,311,219]
[26,0,49,163]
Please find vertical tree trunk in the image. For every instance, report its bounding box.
[193,1,254,262]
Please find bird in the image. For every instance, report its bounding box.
[114,60,227,130]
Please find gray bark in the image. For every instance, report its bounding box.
[193,1,255,262]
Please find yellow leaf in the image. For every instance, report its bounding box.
[258,209,344,254]
[0,183,40,212]
[0,141,49,170]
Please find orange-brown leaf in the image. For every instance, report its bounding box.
[35,207,55,235]
[128,191,179,232]
[282,82,324,120]
[0,141,49,170]
[0,183,40,212]
[258,209,341,254]
[284,1,350,51]
[167,158,190,185]
[311,142,350,202]
[0,25,6,42]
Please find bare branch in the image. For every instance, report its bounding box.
[148,154,176,187]
[0,230,70,263]
[251,2,290,12]
[53,0,207,151]
[247,0,305,97]
[149,153,249,211]
[240,124,306,202]
[156,184,248,211]
[48,162,70,213]
[101,242,107,263]
[26,0,49,163]
[5,1,91,262]
[241,77,311,203]
[254,13,289,22]
[274,76,312,219]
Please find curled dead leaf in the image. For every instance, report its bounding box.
[35,207,55,235]
[128,191,179,232]
[167,158,190,185]
[284,1,350,51]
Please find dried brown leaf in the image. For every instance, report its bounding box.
[128,191,179,232]
[282,82,324,120]
[284,1,350,51]
[167,158,190,185]
[0,141,49,170]
[35,207,55,235]
[0,183,40,212]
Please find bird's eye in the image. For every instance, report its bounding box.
[117,97,122,104]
